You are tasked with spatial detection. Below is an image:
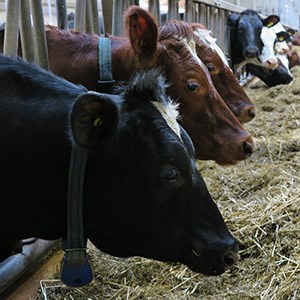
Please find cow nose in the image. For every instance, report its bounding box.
[265,58,278,69]
[243,140,253,157]
[245,47,259,58]
[223,249,239,269]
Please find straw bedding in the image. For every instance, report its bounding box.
[35,64,300,299]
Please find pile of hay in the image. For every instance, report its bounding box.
[35,66,300,299]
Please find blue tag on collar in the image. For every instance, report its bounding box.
[61,249,93,287]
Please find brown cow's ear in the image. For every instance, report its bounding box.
[263,15,280,28]
[71,92,119,147]
[124,5,158,58]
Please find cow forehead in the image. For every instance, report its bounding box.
[261,26,277,43]
[152,100,181,138]
[271,22,285,34]
[193,28,229,67]
[259,27,277,62]
[178,37,207,70]
[239,14,262,28]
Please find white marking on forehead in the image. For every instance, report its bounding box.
[259,26,277,65]
[193,28,229,67]
[170,34,207,69]
[152,100,181,138]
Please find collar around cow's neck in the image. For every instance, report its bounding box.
[60,145,93,287]
[97,37,116,93]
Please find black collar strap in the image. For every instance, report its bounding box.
[98,37,115,93]
[61,145,93,287]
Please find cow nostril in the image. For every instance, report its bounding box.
[248,109,256,118]
[243,141,253,157]
[223,251,239,268]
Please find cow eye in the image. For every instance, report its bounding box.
[206,63,215,72]
[186,82,200,92]
[159,165,179,184]
[238,26,245,33]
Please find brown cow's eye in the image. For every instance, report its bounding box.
[186,82,199,92]
[206,63,215,72]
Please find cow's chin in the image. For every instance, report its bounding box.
[216,159,240,166]
[186,261,227,276]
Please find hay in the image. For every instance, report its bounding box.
[34,67,300,299]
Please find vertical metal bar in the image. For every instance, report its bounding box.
[102,0,113,34]
[168,0,179,20]
[20,0,35,62]
[200,4,206,25]
[185,0,194,23]
[3,0,20,55]
[219,8,226,53]
[29,0,49,70]
[90,0,100,35]
[149,0,161,26]
[85,0,93,33]
[74,0,86,32]
[112,0,123,36]
[56,0,67,29]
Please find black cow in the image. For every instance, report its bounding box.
[0,55,238,276]
[246,59,293,87]
[227,10,281,67]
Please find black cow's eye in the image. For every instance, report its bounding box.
[238,26,245,33]
[186,82,200,92]
[159,165,179,184]
[206,63,214,72]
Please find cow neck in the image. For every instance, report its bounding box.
[61,145,93,287]
[97,37,115,93]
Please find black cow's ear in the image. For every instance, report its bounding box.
[276,31,291,42]
[227,13,239,28]
[71,92,119,147]
[263,15,280,28]
[180,126,195,159]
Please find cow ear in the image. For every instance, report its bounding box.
[227,13,239,28]
[124,6,158,58]
[276,31,291,42]
[286,28,295,36]
[263,15,280,28]
[180,126,195,159]
[71,92,119,147]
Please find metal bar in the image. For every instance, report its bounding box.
[56,0,67,29]
[168,0,179,20]
[74,0,86,32]
[3,0,20,55]
[102,0,113,34]
[149,0,161,26]
[112,0,123,36]
[90,0,100,35]
[19,0,35,62]
[29,0,49,70]
[85,0,93,33]
[192,0,245,13]
[185,0,194,23]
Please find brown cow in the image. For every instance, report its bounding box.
[0,6,254,165]
[189,22,256,123]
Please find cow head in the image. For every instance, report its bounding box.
[75,69,239,276]
[228,10,281,68]
[191,24,256,123]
